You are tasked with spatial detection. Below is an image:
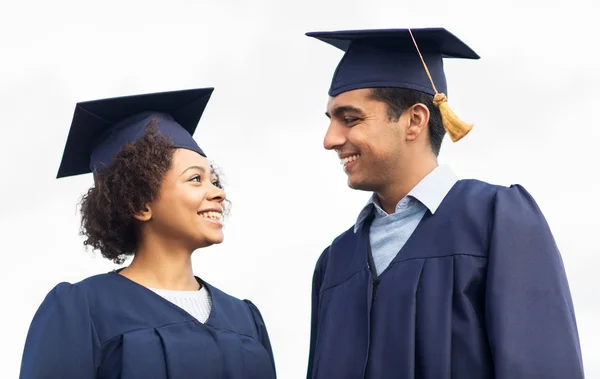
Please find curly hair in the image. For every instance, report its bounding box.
[79,120,229,264]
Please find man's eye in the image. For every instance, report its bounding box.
[344,117,360,125]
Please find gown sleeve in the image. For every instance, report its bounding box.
[19,282,100,379]
[485,184,585,378]
[306,246,329,379]
[244,299,277,377]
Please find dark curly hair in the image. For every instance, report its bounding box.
[79,120,229,264]
[369,87,445,156]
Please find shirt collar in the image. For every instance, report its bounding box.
[353,165,458,232]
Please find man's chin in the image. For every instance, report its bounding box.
[347,176,375,192]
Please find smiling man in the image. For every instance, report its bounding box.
[305,28,584,379]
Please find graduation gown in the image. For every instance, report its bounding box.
[19,272,277,379]
[307,180,584,379]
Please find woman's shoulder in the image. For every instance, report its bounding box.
[27,272,123,337]
[203,281,255,316]
[38,272,115,306]
[42,271,124,305]
[202,281,269,338]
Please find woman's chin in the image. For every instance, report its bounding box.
[193,233,224,249]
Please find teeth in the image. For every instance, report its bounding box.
[340,154,360,165]
[199,211,222,220]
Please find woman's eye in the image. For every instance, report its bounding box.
[212,181,222,189]
[190,175,202,182]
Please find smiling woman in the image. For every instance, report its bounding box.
[18,89,277,379]
[80,120,231,265]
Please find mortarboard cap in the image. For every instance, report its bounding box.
[56,88,214,179]
[306,28,480,142]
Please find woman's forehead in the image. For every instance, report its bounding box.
[172,148,211,170]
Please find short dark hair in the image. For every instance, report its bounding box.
[78,121,229,264]
[369,87,445,156]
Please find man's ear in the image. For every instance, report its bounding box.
[405,103,430,141]
[133,204,152,222]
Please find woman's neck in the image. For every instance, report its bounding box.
[119,235,199,291]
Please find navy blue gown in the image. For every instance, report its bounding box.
[307,180,584,379]
[19,272,277,379]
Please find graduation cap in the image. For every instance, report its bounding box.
[305,28,480,142]
[56,88,214,179]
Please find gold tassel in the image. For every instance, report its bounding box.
[433,93,473,142]
[408,29,473,142]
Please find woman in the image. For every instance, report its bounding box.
[19,88,277,379]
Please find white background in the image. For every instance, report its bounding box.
[1,0,598,377]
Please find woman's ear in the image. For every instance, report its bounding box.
[133,204,152,222]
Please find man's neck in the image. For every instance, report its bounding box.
[376,158,438,215]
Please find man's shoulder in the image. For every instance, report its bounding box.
[331,223,359,248]
[315,223,358,269]
[454,178,504,197]
[455,178,537,203]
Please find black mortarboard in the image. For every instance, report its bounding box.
[56,88,214,178]
[305,28,479,97]
[306,28,480,142]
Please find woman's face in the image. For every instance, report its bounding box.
[142,148,226,250]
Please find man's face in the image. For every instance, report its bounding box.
[324,88,409,193]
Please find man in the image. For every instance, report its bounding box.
[305,28,584,379]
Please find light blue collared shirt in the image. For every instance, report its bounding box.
[354,165,459,276]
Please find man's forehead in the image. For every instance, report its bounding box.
[327,88,372,110]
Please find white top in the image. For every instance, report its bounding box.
[150,285,212,323]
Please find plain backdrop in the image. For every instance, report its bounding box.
[1,0,598,377]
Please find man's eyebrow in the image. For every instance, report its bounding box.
[325,105,366,119]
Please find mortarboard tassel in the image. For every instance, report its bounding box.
[408,29,473,142]
[432,92,472,142]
